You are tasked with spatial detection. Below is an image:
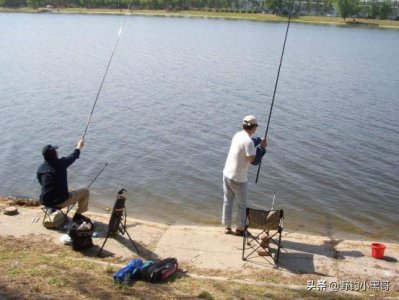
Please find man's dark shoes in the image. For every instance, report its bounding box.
[73,213,91,224]
[234,229,245,237]
[225,227,233,234]
[72,213,81,223]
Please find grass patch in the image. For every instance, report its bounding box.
[198,290,214,299]
[0,235,394,299]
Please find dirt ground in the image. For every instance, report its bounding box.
[0,196,398,298]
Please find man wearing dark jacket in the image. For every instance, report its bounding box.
[37,139,89,222]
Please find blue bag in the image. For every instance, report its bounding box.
[113,258,143,282]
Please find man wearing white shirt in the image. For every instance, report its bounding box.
[222,115,267,236]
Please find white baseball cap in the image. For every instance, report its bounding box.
[243,115,258,126]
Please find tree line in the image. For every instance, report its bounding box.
[1,0,398,20]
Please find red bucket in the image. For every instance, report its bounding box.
[371,243,386,259]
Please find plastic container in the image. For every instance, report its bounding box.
[59,234,71,245]
[371,243,386,259]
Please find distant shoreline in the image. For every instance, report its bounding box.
[1,7,399,29]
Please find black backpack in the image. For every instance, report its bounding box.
[139,257,178,283]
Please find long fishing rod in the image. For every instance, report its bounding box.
[81,2,133,140]
[87,162,109,188]
[255,0,295,184]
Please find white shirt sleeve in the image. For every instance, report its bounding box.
[243,138,256,157]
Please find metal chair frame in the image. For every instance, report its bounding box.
[242,208,284,264]
[41,202,76,226]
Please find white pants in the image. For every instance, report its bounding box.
[222,176,248,229]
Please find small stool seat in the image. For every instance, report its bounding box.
[41,203,76,227]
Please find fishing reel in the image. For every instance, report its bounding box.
[117,188,127,200]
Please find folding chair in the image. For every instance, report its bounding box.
[41,202,76,227]
[98,189,139,256]
[242,208,284,264]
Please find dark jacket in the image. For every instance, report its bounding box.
[37,149,80,206]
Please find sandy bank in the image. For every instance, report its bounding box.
[0,196,398,296]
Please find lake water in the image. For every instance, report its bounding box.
[1,13,398,242]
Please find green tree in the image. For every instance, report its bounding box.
[313,0,323,15]
[265,0,281,14]
[26,0,41,8]
[305,0,312,14]
[334,0,358,20]
[323,0,334,13]
[3,0,27,6]
[380,0,393,19]
[150,0,159,8]
[370,0,379,18]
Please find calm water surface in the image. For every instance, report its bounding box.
[0,13,398,241]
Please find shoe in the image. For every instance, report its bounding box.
[261,235,270,242]
[234,229,245,237]
[225,227,233,234]
[260,235,270,248]
[72,213,91,224]
[260,240,270,248]
[72,213,82,223]
[257,249,270,256]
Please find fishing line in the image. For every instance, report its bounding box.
[82,2,133,140]
[255,0,295,184]
[87,162,109,188]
